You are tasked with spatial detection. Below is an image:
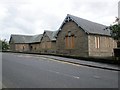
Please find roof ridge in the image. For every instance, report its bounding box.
[11,34,33,37]
[44,30,56,33]
[67,14,107,27]
[33,34,42,36]
[44,30,53,32]
[58,14,110,36]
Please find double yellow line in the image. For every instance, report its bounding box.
[40,57,81,67]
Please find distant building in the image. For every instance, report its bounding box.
[9,34,43,52]
[9,35,32,52]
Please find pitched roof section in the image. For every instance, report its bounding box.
[58,14,111,36]
[10,34,32,44]
[29,34,43,43]
[10,34,43,44]
[44,30,57,41]
[9,30,57,44]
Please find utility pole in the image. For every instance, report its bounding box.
[118,1,120,24]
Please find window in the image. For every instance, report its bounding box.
[71,35,75,48]
[65,32,75,49]
[65,36,68,48]
[95,36,100,49]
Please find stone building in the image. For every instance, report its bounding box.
[9,14,117,57]
[56,14,117,57]
[29,34,43,52]
[9,35,32,52]
[40,30,57,54]
[9,34,43,52]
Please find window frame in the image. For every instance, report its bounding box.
[65,32,75,49]
[95,36,100,49]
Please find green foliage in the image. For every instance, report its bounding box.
[0,39,9,51]
[109,24,120,40]
[108,24,120,47]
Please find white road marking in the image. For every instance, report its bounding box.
[40,57,48,60]
[93,75,101,79]
[73,76,80,79]
[48,70,80,79]
[17,55,36,58]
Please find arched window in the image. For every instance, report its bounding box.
[95,36,100,49]
[65,32,75,49]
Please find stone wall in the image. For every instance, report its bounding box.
[40,33,56,54]
[9,20,117,57]
[88,35,117,57]
[56,21,89,57]
[15,44,30,52]
[10,43,15,51]
[29,43,40,52]
[9,38,15,51]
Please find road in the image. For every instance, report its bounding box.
[2,53,118,88]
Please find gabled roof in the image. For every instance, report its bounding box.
[58,14,111,36]
[43,30,57,41]
[10,34,43,44]
[9,30,57,44]
[29,34,43,43]
[9,34,32,44]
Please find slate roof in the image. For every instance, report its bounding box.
[10,34,32,44]
[29,34,43,43]
[9,30,57,44]
[10,34,43,44]
[58,14,111,36]
[44,30,57,41]
[9,14,111,44]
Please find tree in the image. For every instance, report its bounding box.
[106,17,120,47]
[110,24,120,47]
[0,39,9,51]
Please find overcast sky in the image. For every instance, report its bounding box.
[0,0,119,41]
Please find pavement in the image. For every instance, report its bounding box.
[40,55,120,71]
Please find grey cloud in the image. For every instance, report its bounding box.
[0,0,119,41]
